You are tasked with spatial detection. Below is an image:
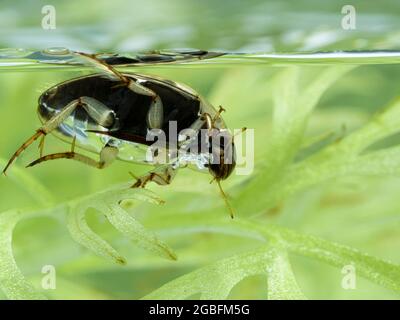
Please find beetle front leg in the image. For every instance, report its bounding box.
[131,165,177,188]
[203,106,226,131]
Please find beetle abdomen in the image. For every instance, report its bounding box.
[38,74,201,145]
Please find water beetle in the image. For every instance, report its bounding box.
[3,52,237,217]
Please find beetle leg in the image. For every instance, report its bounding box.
[203,106,225,130]
[2,96,120,174]
[146,96,164,129]
[76,52,160,99]
[214,105,226,121]
[198,106,227,139]
[77,51,154,97]
[203,113,214,131]
[75,52,128,83]
[200,112,218,138]
[26,143,118,169]
[76,51,160,97]
[38,135,46,157]
[125,79,164,129]
[177,102,215,150]
[2,99,81,175]
[75,52,164,129]
[131,165,176,188]
[80,96,118,128]
[125,77,165,129]
[75,52,155,95]
[186,101,224,137]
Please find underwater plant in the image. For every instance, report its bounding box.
[2,63,400,299]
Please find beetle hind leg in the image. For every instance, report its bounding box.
[27,143,118,170]
[75,52,128,83]
[38,134,46,157]
[2,99,81,175]
[2,130,45,175]
[3,97,119,174]
[75,51,164,129]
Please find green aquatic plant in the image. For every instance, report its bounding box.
[1,64,400,300]
[0,182,176,299]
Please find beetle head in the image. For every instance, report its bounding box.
[207,129,236,181]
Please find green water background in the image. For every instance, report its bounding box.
[1,0,400,299]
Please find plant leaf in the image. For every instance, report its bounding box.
[143,247,272,300]
[266,247,307,300]
[68,184,177,264]
[144,216,400,297]
[235,65,355,213]
[275,226,400,293]
[0,210,47,300]
[105,204,177,261]
[67,202,127,265]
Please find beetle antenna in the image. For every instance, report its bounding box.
[216,179,234,219]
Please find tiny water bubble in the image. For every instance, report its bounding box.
[42,47,71,56]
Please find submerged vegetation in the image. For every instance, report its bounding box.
[2,0,400,300]
[1,62,400,299]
